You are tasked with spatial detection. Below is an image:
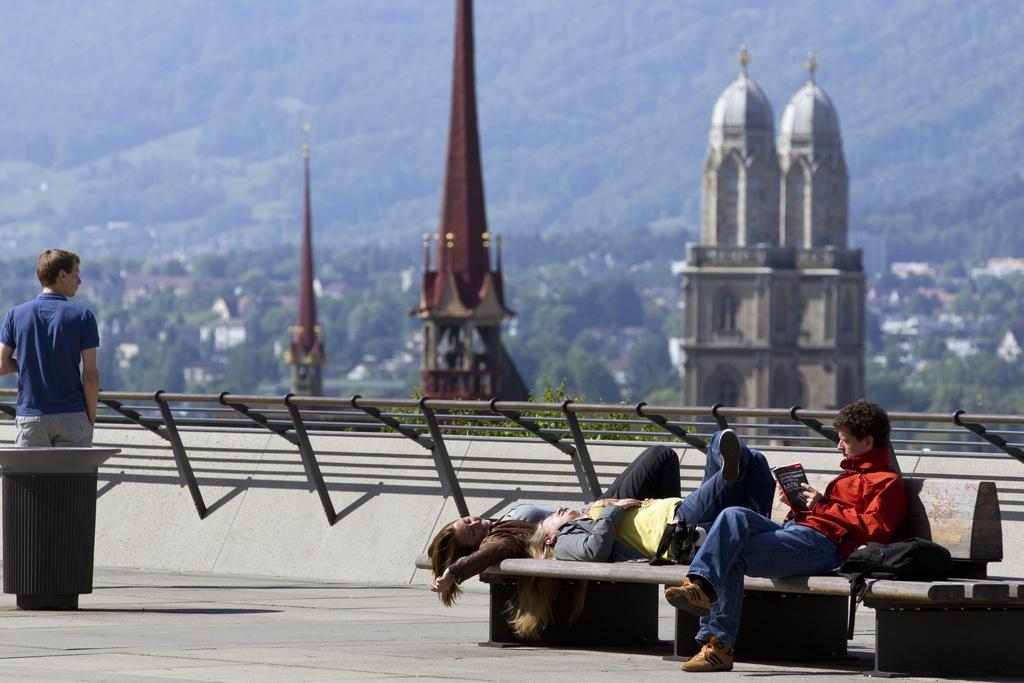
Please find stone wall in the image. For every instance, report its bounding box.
[1,424,1021,582]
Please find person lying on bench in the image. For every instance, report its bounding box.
[507,429,772,637]
[538,429,773,564]
[428,444,694,606]
[663,400,908,673]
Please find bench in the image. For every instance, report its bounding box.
[417,478,1024,677]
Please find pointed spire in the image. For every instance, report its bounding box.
[495,234,503,272]
[423,233,432,270]
[806,49,817,84]
[437,0,490,276]
[737,43,751,77]
[295,122,318,355]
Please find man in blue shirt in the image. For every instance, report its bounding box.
[0,249,101,447]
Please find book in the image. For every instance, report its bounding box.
[772,462,811,509]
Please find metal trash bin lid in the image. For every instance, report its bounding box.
[0,448,120,474]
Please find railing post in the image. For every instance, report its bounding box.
[789,406,839,444]
[710,404,730,431]
[635,402,709,453]
[349,395,434,449]
[284,394,338,525]
[153,391,207,519]
[418,398,469,518]
[102,396,166,439]
[560,400,602,501]
[220,392,297,445]
[953,410,1024,465]
[489,399,598,500]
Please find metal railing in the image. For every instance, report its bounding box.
[1,388,1022,527]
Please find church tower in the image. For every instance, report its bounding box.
[778,51,848,248]
[778,52,863,407]
[682,48,863,409]
[414,0,528,400]
[702,44,780,247]
[286,125,325,396]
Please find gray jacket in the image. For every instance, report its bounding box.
[553,505,646,562]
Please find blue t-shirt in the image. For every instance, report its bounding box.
[1,293,100,416]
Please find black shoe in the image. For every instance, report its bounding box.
[719,429,740,481]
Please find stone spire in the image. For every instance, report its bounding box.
[413,0,526,401]
[288,123,325,395]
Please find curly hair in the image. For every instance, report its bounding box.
[428,521,466,606]
[833,399,890,447]
[505,526,586,640]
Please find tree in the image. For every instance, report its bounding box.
[567,345,620,402]
[627,333,673,399]
[223,345,281,393]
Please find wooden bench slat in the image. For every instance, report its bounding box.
[417,554,991,604]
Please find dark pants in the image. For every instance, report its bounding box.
[602,445,682,500]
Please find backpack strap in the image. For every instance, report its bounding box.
[650,523,676,565]
[843,573,876,640]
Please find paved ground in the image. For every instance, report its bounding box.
[0,568,998,682]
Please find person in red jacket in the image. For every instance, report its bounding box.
[665,400,909,673]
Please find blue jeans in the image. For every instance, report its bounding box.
[686,449,843,647]
[676,429,776,526]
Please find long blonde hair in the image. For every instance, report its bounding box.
[505,526,587,639]
[428,521,465,606]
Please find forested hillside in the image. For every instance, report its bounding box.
[0,1,1022,263]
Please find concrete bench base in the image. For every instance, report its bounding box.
[874,604,1024,677]
[674,590,848,660]
[482,577,660,647]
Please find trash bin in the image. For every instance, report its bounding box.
[0,447,119,610]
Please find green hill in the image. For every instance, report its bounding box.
[0,0,1022,261]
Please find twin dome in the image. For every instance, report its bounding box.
[710,48,841,143]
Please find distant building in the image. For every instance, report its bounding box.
[200,319,247,351]
[413,0,527,401]
[998,329,1024,362]
[946,338,979,358]
[115,342,140,369]
[211,296,240,321]
[183,363,221,387]
[891,262,937,280]
[283,131,326,396]
[682,47,864,409]
[971,258,1024,279]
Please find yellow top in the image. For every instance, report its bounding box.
[588,497,682,559]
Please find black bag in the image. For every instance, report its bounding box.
[838,537,953,638]
[840,537,953,581]
[650,522,701,565]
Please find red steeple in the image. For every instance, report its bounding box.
[421,0,509,313]
[438,0,488,276]
[296,141,317,352]
[414,0,527,401]
[291,128,323,363]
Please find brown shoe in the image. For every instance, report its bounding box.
[664,576,712,617]
[681,636,734,672]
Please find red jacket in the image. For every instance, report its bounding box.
[794,446,909,558]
